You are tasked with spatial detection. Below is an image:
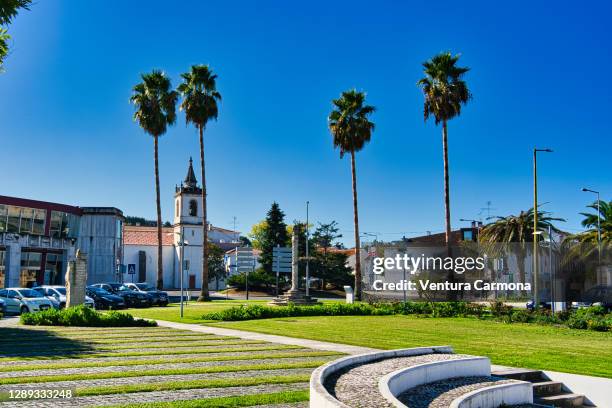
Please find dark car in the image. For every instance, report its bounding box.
[123,283,168,306]
[90,283,152,307]
[526,300,552,311]
[85,286,126,310]
[572,285,612,311]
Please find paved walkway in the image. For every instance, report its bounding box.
[156,319,378,355]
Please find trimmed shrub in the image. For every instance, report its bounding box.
[490,301,513,317]
[511,310,533,323]
[20,305,157,327]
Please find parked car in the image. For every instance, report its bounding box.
[90,283,152,307]
[123,283,168,306]
[85,286,126,310]
[526,300,552,311]
[0,288,54,314]
[32,286,95,309]
[571,285,612,311]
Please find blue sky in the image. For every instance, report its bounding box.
[1,0,610,244]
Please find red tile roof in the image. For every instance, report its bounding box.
[124,226,174,246]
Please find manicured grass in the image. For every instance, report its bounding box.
[0,350,341,372]
[106,390,310,408]
[2,344,302,361]
[77,374,310,396]
[0,360,329,384]
[209,315,612,378]
[124,300,269,324]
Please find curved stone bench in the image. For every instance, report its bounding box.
[449,381,533,408]
[309,346,453,408]
[379,357,491,407]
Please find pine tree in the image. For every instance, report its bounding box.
[259,202,289,274]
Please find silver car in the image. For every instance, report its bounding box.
[0,288,54,314]
[32,286,95,309]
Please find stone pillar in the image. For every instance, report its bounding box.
[291,228,298,291]
[6,241,21,288]
[65,250,87,308]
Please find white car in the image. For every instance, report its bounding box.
[32,286,95,309]
[0,288,54,314]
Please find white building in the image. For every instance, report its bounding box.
[123,158,240,289]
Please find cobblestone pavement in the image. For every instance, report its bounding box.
[398,376,520,408]
[327,353,471,408]
[0,326,329,407]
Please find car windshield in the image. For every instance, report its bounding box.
[55,288,66,295]
[136,284,152,290]
[18,289,42,298]
[89,287,112,295]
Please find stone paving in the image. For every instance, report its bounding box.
[0,325,332,407]
[326,353,471,408]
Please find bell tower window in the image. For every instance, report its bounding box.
[189,199,198,216]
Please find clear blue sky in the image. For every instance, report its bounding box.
[1,0,610,244]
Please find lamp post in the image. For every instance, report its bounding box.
[533,148,552,309]
[174,229,188,318]
[582,187,601,278]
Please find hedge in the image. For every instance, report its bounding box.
[20,305,157,327]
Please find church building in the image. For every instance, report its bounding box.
[123,158,239,290]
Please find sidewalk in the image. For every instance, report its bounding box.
[155,319,378,355]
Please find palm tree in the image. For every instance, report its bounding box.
[580,200,612,241]
[0,0,31,71]
[562,200,612,265]
[178,65,221,302]
[328,89,375,300]
[130,70,178,290]
[417,52,471,253]
[479,207,564,294]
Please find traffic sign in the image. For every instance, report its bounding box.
[272,246,292,274]
[127,264,136,275]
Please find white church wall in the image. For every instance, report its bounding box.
[123,245,175,287]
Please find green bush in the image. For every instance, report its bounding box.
[202,301,487,322]
[490,301,514,317]
[511,309,533,323]
[227,269,275,290]
[20,305,157,327]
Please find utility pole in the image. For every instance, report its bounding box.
[305,201,310,297]
[533,148,552,309]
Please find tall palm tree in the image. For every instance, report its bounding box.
[479,208,564,294]
[0,0,31,71]
[328,90,375,300]
[580,200,612,241]
[417,52,471,253]
[178,65,221,302]
[562,200,612,264]
[130,70,178,290]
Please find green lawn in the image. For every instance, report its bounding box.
[206,315,612,378]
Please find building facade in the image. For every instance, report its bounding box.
[0,195,124,288]
[123,158,240,289]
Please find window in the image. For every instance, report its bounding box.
[462,230,473,241]
[33,209,46,235]
[19,208,33,234]
[189,199,197,216]
[50,211,79,239]
[7,206,20,233]
[0,205,6,232]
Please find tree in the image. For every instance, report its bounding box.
[0,0,31,71]
[239,236,252,247]
[259,203,289,274]
[328,89,375,300]
[580,200,612,241]
[130,70,178,290]
[562,200,612,264]
[207,243,226,290]
[312,221,342,254]
[248,220,269,250]
[417,52,471,253]
[178,65,221,302]
[479,207,564,294]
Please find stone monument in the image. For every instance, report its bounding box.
[269,227,318,306]
[65,249,88,308]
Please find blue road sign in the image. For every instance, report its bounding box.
[127,264,136,275]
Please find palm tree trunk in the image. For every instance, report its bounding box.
[198,124,210,301]
[350,150,362,301]
[154,135,164,290]
[442,120,452,253]
[442,120,456,300]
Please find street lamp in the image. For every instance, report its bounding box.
[533,148,553,309]
[305,201,310,297]
[170,229,189,318]
[582,187,601,277]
